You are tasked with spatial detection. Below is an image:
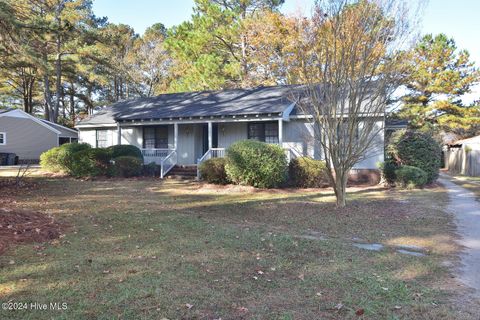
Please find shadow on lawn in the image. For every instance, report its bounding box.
[0,177,464,319]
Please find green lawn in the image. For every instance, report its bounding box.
[0,176,474,319]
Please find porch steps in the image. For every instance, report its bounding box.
[165,165,197,179]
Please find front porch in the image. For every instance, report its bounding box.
[116,118,292,178]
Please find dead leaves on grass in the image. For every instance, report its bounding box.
[0,207,64,255]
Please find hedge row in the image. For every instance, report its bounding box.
[199,140,329,188]
[40,143,148,178]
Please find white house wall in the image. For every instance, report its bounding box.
[78,128,116,147]
[121,127,143,148]
[354,120,384,169]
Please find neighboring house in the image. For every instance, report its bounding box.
[445,135,480,176]
[0,109,78,162]
[76,85,384,180]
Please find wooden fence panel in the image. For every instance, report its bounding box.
[445,148,480,176]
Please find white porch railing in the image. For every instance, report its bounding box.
[141,148,172,165]
[141,148,177,178]
[284,147,301,163]
[197,148,226,180]
[160,150,177,179]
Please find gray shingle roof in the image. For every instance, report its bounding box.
[78,85,304,125]
[40,119,78,137]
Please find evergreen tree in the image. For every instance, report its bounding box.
[399,34,480,136]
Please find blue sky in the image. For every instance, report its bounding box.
[92,0,480,102]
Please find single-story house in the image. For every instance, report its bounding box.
[444,135,480,176]
[76,85,385,181]
[0,109,78,163]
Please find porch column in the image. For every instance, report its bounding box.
[174,122,178,150]
[208,121,213,150]
[278,118,283,146]
[117,122,122,145]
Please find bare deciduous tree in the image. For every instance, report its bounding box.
[296,0,421,207]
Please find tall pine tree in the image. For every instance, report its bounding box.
[399,34,480,136]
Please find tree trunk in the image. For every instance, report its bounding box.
[240,4,248,84]
[333,169,348,208]
[54,49,62,122]
[69,81,75,120]
[53,2,64,123]
[114,76,118,101]
[27,77,34,114]
[43,74,53,121]
[61,89,66,119]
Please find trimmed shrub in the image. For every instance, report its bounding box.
[199,158,229,184]
[113,156,143,177]
[378,159,398,186]
[70,148,112,177]
[57,142,91,174]
[387,130,441,184]
[40,146,62,172]
[225,140,287,188]
[108,145,143,161]
[143,162,158,177]
[289,157,329,188]
[395,165,428,188]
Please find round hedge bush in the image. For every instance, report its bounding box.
[289,157,329,188]
[40,143,91,173]
[40,146,62,172]
[378,159,398,186]
[387,130,441,184]
[57,142,91,174]
[199,158,229,184]
[108,145,143,160]
[395,165,428,188]
[113,156,143,177]
[225,140,287,188]
[70,148,112,177]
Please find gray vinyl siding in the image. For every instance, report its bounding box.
[42,120,78,138]
[282,120,318,158]
[282,119,383,169]
[77,119,384,169]
[177,124,197,165]
[0,116,58,160]
[218,122,247,149]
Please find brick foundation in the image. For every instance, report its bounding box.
[348,169,381,186]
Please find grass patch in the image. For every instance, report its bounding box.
[0,176,469,319]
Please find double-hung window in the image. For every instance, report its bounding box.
[143,126,168,149]
[247,122,279,144]
[96,130,108,148]
[0,132,5,145]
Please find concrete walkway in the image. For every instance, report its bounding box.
[440,174,480,297]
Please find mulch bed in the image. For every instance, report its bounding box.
[0,207,64,255]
